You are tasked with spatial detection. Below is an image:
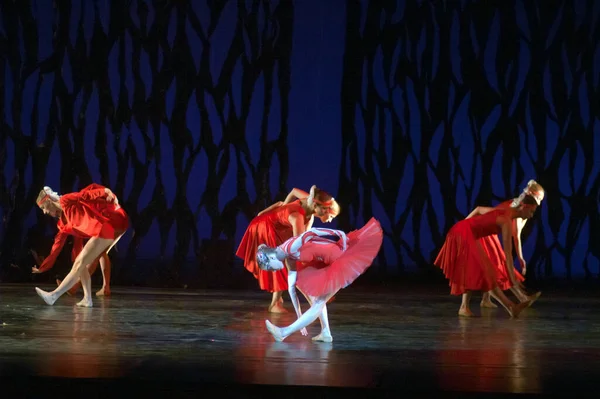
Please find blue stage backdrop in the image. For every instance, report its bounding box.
[0,0,599,286]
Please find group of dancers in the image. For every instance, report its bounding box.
[30,179,545,342]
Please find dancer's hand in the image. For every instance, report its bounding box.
[31,267,42,274]
[300,327,308,336]
[519,258,527,275]
[104,188,118,205]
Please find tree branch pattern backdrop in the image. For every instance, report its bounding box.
[0,0,598,286]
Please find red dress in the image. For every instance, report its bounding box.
[278,218,383,297]
[477,200,525,290]
[434,209,514,295]
[38,184,129,273]
[236,200,311,292]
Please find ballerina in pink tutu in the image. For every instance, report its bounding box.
[257,218,383,342]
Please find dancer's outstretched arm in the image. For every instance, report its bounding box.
[32,232,69,274]
[283,188,309,204]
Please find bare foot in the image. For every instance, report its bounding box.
[525,291,541,307]
[265,320,285,342]
[312,331,333,343]
[35,287,57,306]
[480,300,498,308]
[458,307,475,317]
[75,298,93,308]
[268,303,288,314]
[96,287,111,297]
[509,300,531,318]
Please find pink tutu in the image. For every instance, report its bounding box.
[296,218,383,297]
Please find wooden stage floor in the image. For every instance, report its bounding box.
[1,282,599,398]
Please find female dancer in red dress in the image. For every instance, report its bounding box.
[257,218,382,342]
[33,184,128,307]
[258,187,341,223]
[434,193,541,318]
[237,186,334,313]
[471,180,545,308]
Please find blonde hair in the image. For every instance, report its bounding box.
[36,186,60,205]
[511,180,545,207]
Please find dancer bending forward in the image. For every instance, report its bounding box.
[237,185,335,313]
[470,180,545,308]
[257,218,383,342]
[34,184,128,307]
[434,193,542,317]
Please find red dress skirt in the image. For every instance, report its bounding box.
[434,209,512,295]
[236,200,309,293]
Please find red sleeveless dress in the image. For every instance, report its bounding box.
[477,201,525,290]
[278,218,383,297]
[37,184,129,273]
[434,209,514,295]
[236,200,311,292]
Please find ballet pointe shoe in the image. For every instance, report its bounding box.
[76,298,93,308]
[35,287,57,306]
[312,330,333,343]
[96,287,111,297]
[265,320,286,342]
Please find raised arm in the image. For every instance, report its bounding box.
[466,206,495,219]
[283,188,309,204]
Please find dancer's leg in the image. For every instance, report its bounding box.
[96,232,123,297]
[269,291,287,313]
[266,292,335,341]
[510,286,541,307]
[299,290,332,342]
[459,291,474,317]
[59,258,100,296]
[489,287,530,318]
[76,265,93,308]
[95,254,111,296]
[311,302,332,342]
[480,291,498,308]
[35,237,115,306]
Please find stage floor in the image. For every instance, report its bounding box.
[1,283,600,398]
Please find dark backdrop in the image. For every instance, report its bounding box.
[0,0,598,287]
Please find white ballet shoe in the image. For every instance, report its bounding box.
[76,298,93,308]
[35,287,57,306]
[265,320,286,342]
[311,331,333,343]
